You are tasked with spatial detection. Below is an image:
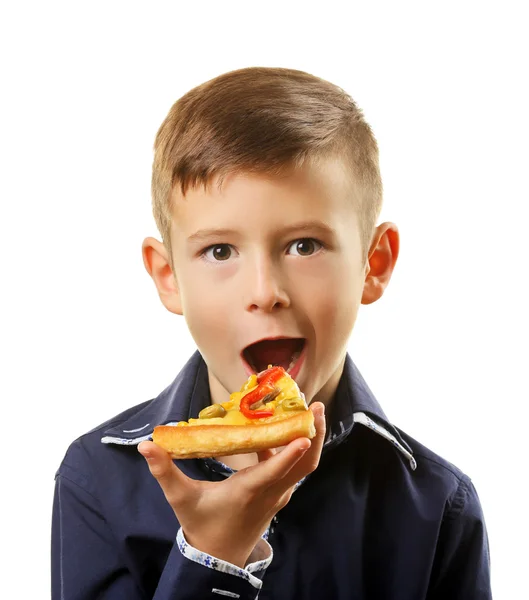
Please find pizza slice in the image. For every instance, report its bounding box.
[153,365,315,459]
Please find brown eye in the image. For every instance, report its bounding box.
[204,244,232,261]
[288,238,322,256]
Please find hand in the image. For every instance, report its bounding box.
[138,402,326,568]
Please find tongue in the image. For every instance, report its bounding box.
[247,339,301,372]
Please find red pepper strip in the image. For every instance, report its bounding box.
[240,366,286,419]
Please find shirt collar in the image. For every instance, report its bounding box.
[101,351,415,470]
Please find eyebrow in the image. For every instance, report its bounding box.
[187,221,337,244]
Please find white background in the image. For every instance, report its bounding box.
[1,1,527,597]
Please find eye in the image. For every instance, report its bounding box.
[287,238,323,257]
[202,244,234,262]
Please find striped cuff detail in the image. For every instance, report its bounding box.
[176,528,273,590]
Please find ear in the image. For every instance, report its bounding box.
[142,237,183,315]
[361,222,400,305]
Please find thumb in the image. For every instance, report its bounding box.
[138,441,191,505]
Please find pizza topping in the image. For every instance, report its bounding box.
[281,397,306,411]
[240,365,286,419]
[198,404,227,419]
[249,386,281,410]
[179,365,305,426]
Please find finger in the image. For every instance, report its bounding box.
[276,484,297,511]
[244,404,326,490]
[257,448,277,463]
[138,441,192,505]
[276,402,326,490]
[242,436,312,492]
[309,401,326,457]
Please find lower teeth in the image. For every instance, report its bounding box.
[288,351,301,373]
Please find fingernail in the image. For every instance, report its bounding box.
[138,445,152,459]
[312,404,324,417]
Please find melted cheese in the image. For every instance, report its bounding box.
[179,373,305,427]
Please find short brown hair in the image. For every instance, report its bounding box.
[151,67,383,264]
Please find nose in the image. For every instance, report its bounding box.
[243,257,290,313]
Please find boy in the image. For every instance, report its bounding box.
[52,67,492,599]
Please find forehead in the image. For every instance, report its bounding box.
[170,157,360,242]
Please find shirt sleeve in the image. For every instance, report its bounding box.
[175,527,272,585]
[52,465,271,600]
[427,475,492,600]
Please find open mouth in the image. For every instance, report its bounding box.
[242,337,306,375]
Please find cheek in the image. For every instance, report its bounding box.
[178,271,234,346]
[309,270,363,334]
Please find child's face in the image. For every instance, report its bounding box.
[145,157,397,407]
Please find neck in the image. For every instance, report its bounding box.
[308,354,346,435]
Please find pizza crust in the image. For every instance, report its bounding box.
[153,409,316,459]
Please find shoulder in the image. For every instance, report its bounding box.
[393,433,492,595]
[69,397,153,451]
[55,399,153,489]
[84,398,154,437]
[397,427,466,479]
[394,426,481,517]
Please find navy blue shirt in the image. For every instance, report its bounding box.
[52,352,492,599]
